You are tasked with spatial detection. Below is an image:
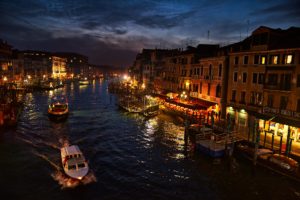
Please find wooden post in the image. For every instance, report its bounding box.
[253,119,259,166]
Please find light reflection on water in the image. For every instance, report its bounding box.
[0,80,299,200]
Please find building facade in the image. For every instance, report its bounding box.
[226,26,300,156]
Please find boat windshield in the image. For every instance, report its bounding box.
[50,96,68,105]
[78,163,86,168]
[68,165,76,170]
[52,104,67,109]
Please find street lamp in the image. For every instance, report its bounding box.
[180,91,187,101]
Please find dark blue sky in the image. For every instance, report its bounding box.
[1,0,299,67]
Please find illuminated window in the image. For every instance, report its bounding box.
[261,56,266,64]
[272,55,279,64]
[285,54,293,64]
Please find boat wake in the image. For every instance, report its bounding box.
[33,151,61,171]
[52,170,97,189]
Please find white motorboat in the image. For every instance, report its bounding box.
[61,145,89,180]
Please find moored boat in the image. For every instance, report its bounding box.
[48,96,69,121]
[61,145,89,180]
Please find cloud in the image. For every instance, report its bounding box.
[1,0,299,67]
[251,0,300,15]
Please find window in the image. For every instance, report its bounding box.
[78,163,85,168]
[297,99,300,112]
[254,55,259,64]
[267,74,278,86]
[231,90,236,102]
[209,64,212,76]
[280,96,288,110]
[242,72,247,83]
[218,64,222,77]
[260,55,267,64]
[197,68,200,75]
[284,54,293,64]
[270,55,279,64]
[233,72,238,82]
[250,92,262,105]
[216,85,221,98]
[252,73,257,84]
[234,56,239,65]
[258,73,264,84]
[200,66,203,76]
[267,95,274,107]
[68,165,76,170]
[207,83,211,95]
[250,92,255,104]
[279,74,291,90]
[244,56,249,64]
[257,93,263,105]
[240,91,246,104]
[296,74,300,87]
[200,82,202,93]
[193,84,198,92]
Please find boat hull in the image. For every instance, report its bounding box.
[48,112,69,121]
[195,140,225,158]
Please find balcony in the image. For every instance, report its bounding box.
[264,83,291,91]
[263,107,300,119]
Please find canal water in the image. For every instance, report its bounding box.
[1,80,300,200]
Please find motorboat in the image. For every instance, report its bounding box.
[61,145,89,180]
[48,96,69,121]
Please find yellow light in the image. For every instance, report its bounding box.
[28,75,31,79]
[3,76,7,81]
[286,55,292,64]
[240,109,245,113]
[185,81,190,87]
[261,56,266,64]
[141,83,145,89]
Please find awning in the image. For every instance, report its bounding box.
[189,97,217,109]
[247,110,300,128]
[165,98,213,110]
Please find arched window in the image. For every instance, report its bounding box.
[216,84,221,98]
